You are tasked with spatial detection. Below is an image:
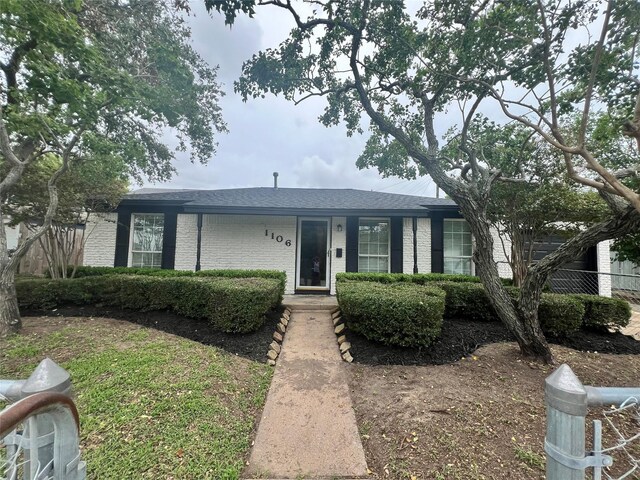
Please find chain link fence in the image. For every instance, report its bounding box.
[545,365,640,480]
[548,268,640,304]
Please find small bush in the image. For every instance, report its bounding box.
[433,281,497,322]
[336,281,445,347]
[570,294,631,331]
[17,275,281,333]
[538,293,585,336]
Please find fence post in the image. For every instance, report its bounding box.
[545,364,587,480]
[1,358,73,480]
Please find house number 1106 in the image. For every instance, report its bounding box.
[265,229,292,247]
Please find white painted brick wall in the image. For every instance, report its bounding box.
[402,218,413,274]
[597,240,612,297]
[200,215,298,294]
[491,226,513,279]
[83,213,117,267]
[174,214,198,271]
[402,218,432,274]
[330,217,346,294]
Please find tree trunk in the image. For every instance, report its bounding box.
[0,268,21,336]
[461,204,554,362]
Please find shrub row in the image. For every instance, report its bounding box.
[336,272,483,284]
[17,275,282,333]
[336,277,631,339]
[50,266,287,302]
[336,281,445,348]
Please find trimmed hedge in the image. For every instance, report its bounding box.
[336,281,445,347]
[537,293,585,336]
[336,272,483,284]
[17,275,282,333]
[432,281,496,322]
[570,294,631,331]
[50,266,287,302]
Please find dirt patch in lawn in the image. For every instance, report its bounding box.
[349,342,640,479]
[21,305,282,362]
[347,318,640,366]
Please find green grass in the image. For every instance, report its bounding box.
[0,318,273,479]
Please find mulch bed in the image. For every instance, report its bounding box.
[21,306,283,363]
[346,318,640,366]
[22,307,640,366]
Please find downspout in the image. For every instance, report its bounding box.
[195,213,203,271]
[412,217,418,274]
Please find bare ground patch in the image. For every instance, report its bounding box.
[348,342,640,479]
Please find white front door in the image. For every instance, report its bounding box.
[296,218,330,291]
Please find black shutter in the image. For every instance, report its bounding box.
[390,217,403,273]
[431,214,444,273]
[345,216,359,272]
[114,211,131,267]
[161,212,177,270]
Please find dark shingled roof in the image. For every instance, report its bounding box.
[121,187,457,215]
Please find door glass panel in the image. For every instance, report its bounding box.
[299,220,328,288]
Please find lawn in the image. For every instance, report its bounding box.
[0,315,273,479]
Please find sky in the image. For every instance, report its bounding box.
[140,2,443,197]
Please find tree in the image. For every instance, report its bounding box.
[0,0,226,335]
[205,0,640,362]
[449,121,609,287]
[4,153,128,278]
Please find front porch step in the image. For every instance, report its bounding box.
[282,294,338,311]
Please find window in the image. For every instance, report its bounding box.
[358,218,390,273]
[131,214,164,268]
[443,219,473,275]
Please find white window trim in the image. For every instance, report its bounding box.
[128,213,164,268]
[358,217,391,273]
[443,218,474,275]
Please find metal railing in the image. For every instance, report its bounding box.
[548,269,640,303]
[545,364,640,480]
[1,359,86,480]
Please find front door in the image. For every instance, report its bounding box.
[296,218,330,291]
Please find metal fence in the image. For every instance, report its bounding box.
[0,359,86,480]
[545,364,640,480]
[548,268,640,304]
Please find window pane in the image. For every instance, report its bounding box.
[443,220,473,275]
[131,214,164,268]
[358,218,390,273]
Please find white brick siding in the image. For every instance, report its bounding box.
[402,218,431,274]
[330,217,346,294]
[174,214,198,270]
[84,213,117,267]
[597,240,612,297]
[199,215,298,294]
[491,226,513,279]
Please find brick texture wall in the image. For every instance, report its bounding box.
[402,218,432,274]
[84,213,117,267]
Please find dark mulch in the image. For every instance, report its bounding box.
[22,306,640,367]
[347,318,640,366]
[21,306,282,363]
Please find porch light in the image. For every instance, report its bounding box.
[336,224,343,232]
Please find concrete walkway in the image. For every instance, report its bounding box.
[622,306,640,340]
[243,307,368,479]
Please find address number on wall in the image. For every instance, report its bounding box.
[265,229,292,247]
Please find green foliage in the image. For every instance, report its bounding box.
[611,233,640,265]
[336,281,445,348]
[570,294,631,331]
[432,282,496,322]
[1,0,225,182]
[49,266,287,301]
[336,272,482,284]
[537,294,585,337]
[17,275,282,333]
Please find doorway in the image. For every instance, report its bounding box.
[296,218,330,291]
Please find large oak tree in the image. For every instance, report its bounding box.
[206,0,640,362]
[0,0,226,335]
